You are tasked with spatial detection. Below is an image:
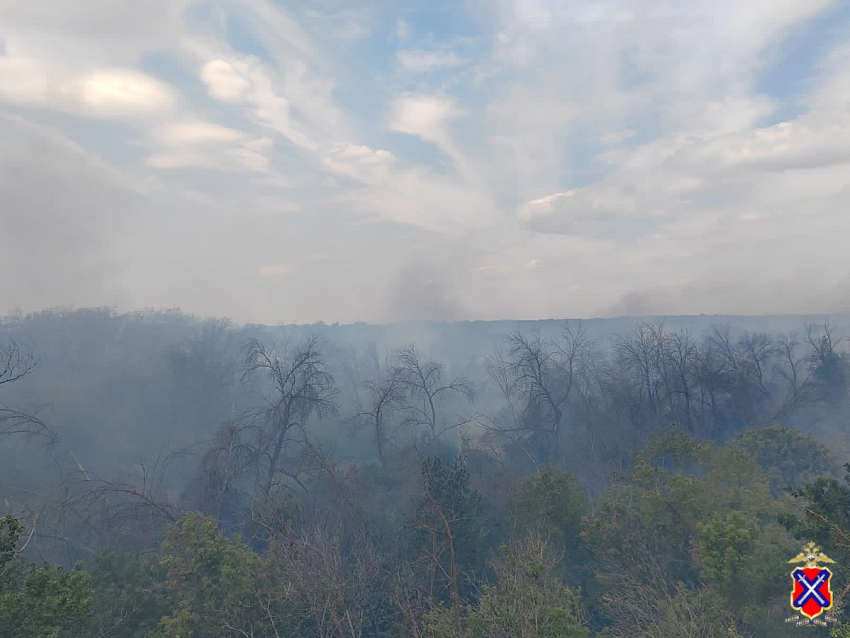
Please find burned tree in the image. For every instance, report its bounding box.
[486,323,593,458]
[0,341,47,440]
[241,336,339,499]
[0,340,35,387]
[194,420,259,519]
[806,322,849,405]
[350,361,407,468]
[392,344,475,441]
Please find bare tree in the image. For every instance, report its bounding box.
[485,323,593,455]
[805,321,849,403]
[56,454,183,557]
[241,336,339,499]
[806,321,843,366]
[0,341,46,440]
[613,321,666,419]
[775,333,806,394]
[0,340,35,387]
[349,361,407,467]
[392,344,475,440]
[706,324,777,428]
[271,521,384,638]
[738,332,776,400]
[194,420,259,518]
[661,329,700,432]
[770,332,821,423]
[0,405,55,442]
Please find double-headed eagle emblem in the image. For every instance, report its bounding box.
[788,542,836,569]
[786,542,838,626]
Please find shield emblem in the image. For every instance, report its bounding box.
[790,567,833,620]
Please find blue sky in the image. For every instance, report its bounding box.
[1,0,849,324]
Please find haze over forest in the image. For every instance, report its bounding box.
[1,308,849,637]
[3,0,850,637]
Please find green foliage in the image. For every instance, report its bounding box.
[733,425,835,495]
[512,467,587,546]
[810,343,850,405]
[782,463,850,626]
[782,466,850,562]
[0,516,93,637]
[0,563,93,638]
[651,586,742,638]
[704,447,769,512]
[511,466,590,590]
[0,515,22,569]
[152,513,302,638]
[693,511,759,586]
[645,427,714,473]
[409,456,484,603]
[586,428,810,637]
[423,535,590,638]
[88,550,169,637]
[5,313,850,638]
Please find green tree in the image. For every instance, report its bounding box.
[152,513,303,638]
[511,466,589,584]
[587,429,803,637]
[408,457,484,609]
[423,535,589,638]
[733,425,835,496]
[693,511,759,591]
[0,515,94,638]
[87,550,169,638]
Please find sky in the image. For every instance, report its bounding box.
[1,0,849,325]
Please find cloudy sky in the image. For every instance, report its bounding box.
[1,0,849,324]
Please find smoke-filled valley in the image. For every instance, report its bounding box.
[1,308,849,637]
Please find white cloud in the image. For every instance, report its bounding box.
[200,59,251,103]
[390,94,464,143]
[234,136,274,172]
[689,117,850,172]
[2,0,849,323]
[323,144,396,182]
[0,57,50,105]
[77,69,176,115]
[186,39,348,153]
[397,49,467,73]
[227,0,319,63]
[146,116,273,173]
[389,95,475,177]
[519,106,850,238]
[153,120,245,146]
[470,264,514,275]
[146,134,274,173]
[486,83,579,200]
[0,57,176,117]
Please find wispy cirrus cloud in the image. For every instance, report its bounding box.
[0,0,848,323]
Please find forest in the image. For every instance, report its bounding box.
[1,308,850,638]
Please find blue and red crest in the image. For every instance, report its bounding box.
[790,566,833,621]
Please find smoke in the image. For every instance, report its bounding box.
[0,113,137,312]
[387,259,465,323]
[605,270,850,319]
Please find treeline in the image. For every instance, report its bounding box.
[0,309,849,637]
